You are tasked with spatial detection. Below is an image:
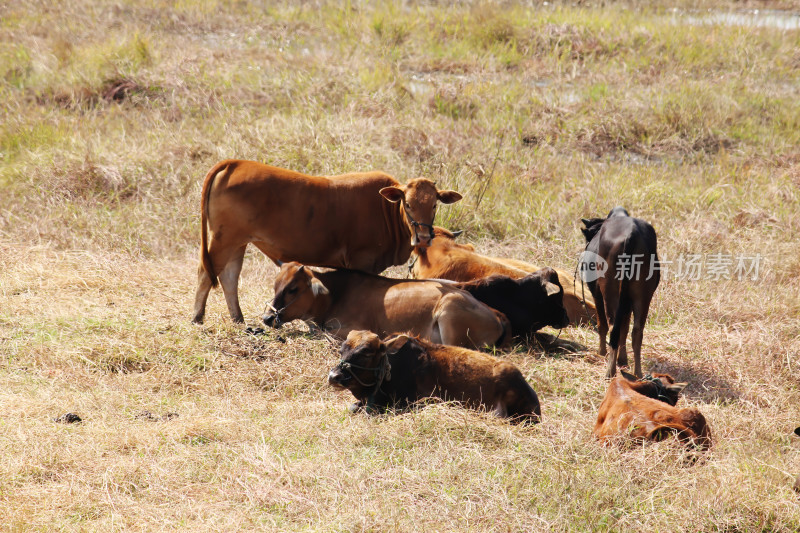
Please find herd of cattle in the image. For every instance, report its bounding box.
[192,159,712,450]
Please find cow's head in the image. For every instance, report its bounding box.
[380,178,462,248]
[430,226,471,250]
[521,268,570,329]
[607,206,630,218]
[621,371,686,406]
[263,262,329,328]
[328,330,396,398]
[580,217,605,243]
[581,207,630,242]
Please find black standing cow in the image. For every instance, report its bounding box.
[581,207,659,378]
[452,268,570,339]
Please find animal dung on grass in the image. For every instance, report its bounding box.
[328,330,541,423]
[53,413,82,424]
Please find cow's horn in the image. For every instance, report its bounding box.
[451,229,464,238]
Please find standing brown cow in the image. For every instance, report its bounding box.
[192,160,461,323]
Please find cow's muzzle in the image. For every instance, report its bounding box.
[262,313,282,328]
[327,368,352,389]
[262,300,284,328]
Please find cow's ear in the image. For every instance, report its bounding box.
[379,186,405,203]
[437,190,462,204]
[794,427,800,437]
[384,334,410,355]
[667,382,688,395]
[310,277,329,298]
[620,370,638,382]
[543,281,561,297]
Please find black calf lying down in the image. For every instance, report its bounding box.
[452,267,570,338]
[327,330,541,423]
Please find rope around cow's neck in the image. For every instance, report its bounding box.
[404,207,435,247]
[335,353,391,405]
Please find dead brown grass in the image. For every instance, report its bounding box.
[1,0,800,530]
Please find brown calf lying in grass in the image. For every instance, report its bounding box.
[593,372,712,450]
[410,226,596,326]
[327,330,541,423]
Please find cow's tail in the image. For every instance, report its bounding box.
[200,161,228,288]
[608,295,631,351]
[608,233,633,351]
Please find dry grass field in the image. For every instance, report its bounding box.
[2,0,800,530]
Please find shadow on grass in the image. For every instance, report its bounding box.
[646,355,742,404]
[213,323,336,361]
[514,331,590,359]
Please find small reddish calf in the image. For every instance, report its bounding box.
[328,330,541,423]
[593,372,712,450]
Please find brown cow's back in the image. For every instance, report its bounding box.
[207,160,409,272]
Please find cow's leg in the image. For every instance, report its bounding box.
[218,245,248,323]
[630,296,652,379]
[192,264,214,324]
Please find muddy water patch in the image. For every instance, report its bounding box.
[672,8,800,30]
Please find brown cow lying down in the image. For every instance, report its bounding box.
[193,160,461,324]
[263,262,510,349]
[328,330,541,423]
[593,372,712,450]
[451,269,570,338]
[410,226,596,326]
